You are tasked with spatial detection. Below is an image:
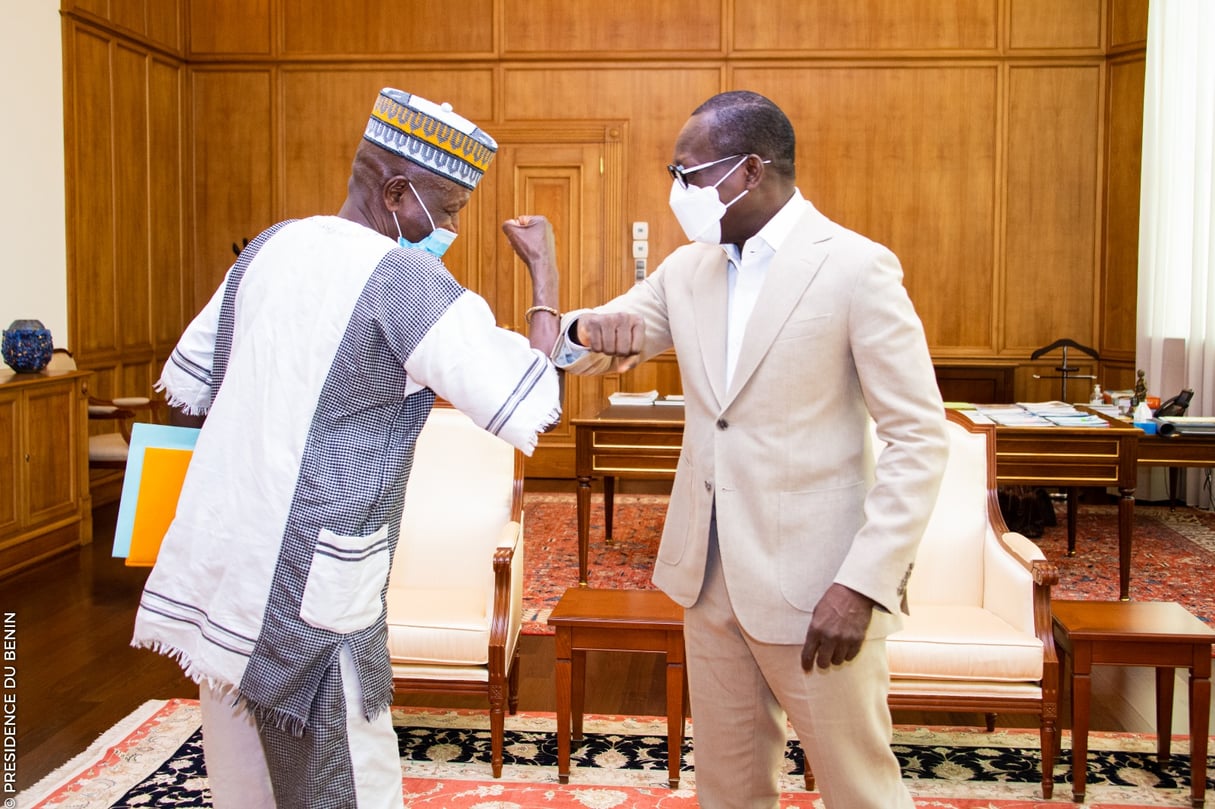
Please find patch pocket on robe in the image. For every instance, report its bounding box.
[300,524,390,634]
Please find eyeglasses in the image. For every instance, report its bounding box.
[667,154,747,190]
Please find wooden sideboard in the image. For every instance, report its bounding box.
[0,369,93,579]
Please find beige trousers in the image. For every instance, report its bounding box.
[683,528,913,809]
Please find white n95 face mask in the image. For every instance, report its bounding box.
[667,155,749,244]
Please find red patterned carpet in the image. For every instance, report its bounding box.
[521,493,1215,636]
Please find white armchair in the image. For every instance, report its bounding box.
[884,408,1061,799]
[386,405,526,778]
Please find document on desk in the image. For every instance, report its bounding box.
[968,402,1108,427]
[609,390,658,405]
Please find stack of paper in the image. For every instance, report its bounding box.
[973,402,1110,427]
[608,390,659,406]
[974,405,1052,426]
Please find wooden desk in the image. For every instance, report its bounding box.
[547,587,686,788]
[1052,600,1214,807]
[993,417,1140,599]
[1136,430,1215,505]
[573,405,1141,598]
[572,405,684,585]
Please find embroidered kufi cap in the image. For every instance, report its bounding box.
[363,88,497,190]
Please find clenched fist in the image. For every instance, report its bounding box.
[502,215,557,278]
[576,312,646,371]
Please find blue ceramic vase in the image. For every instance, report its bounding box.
[2,319,54,373]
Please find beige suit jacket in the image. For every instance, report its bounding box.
[559,204,948,645]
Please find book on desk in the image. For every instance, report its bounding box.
[607,390,685,407]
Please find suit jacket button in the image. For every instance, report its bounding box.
[704,481,712,492]
[716,418,728,430]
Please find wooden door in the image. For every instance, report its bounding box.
[478,123,627,478]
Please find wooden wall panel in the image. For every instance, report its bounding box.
[1008,0,1103,51]
[736,66,1000,352]
[63,12,189,410]
[734,0,999,52]
[67,27,118,356]
[188,0,271,55]
[69,0,108,19]
[1003,65,1102,353]
[148,58,186,351]
[146,1,182,53]
[279,69,495,221]
[282,0,494,56]
[63,0,1150,445]
[112,44,152,354]
[502,0,721,55]
[1109,0,1149,48]
[503,68,720,274]
[1101,57,1145,360]
[64,0,182,54]
[190,70,274,303]
[109,0,148,41]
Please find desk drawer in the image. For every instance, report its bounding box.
[591,429,683,452]
[997,458,1123,487]
[590,451,680,476]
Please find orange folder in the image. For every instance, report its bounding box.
[125,446,193,567]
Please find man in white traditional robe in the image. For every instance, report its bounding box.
[132,88,589,809]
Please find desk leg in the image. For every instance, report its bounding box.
[577,475,592,586]
[555,629,573,784]
[1189,653,1211,809]
[1067,487,1078,556]
[666,632,685,789]
[604,475,615,544]
[1155,667,1174,763]
[1071,643,1092,803]
[1117,487,1135,600]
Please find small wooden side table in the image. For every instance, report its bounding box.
[1052,600,1214,808]
[547,587,686,788]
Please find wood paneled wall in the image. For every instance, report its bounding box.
[61,2,186,403]
[60,0,1149,477]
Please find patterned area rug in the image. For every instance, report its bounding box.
[19,699,1212,808]
[522,493,667,634]
[520,494,1215,635]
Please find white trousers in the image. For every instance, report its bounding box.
[683,528,913,809]
[199,645,402,809]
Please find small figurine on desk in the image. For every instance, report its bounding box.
[1133,369,1148,407]
[1089,383,1104,405]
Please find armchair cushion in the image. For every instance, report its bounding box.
[888,605,1044,683]
[89,432,132,463]
[387,586,492,666]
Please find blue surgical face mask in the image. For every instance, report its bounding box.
[394,182,457,258]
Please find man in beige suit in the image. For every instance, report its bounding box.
[549,91,949,808]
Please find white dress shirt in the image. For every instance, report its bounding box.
[722,189,809,389]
